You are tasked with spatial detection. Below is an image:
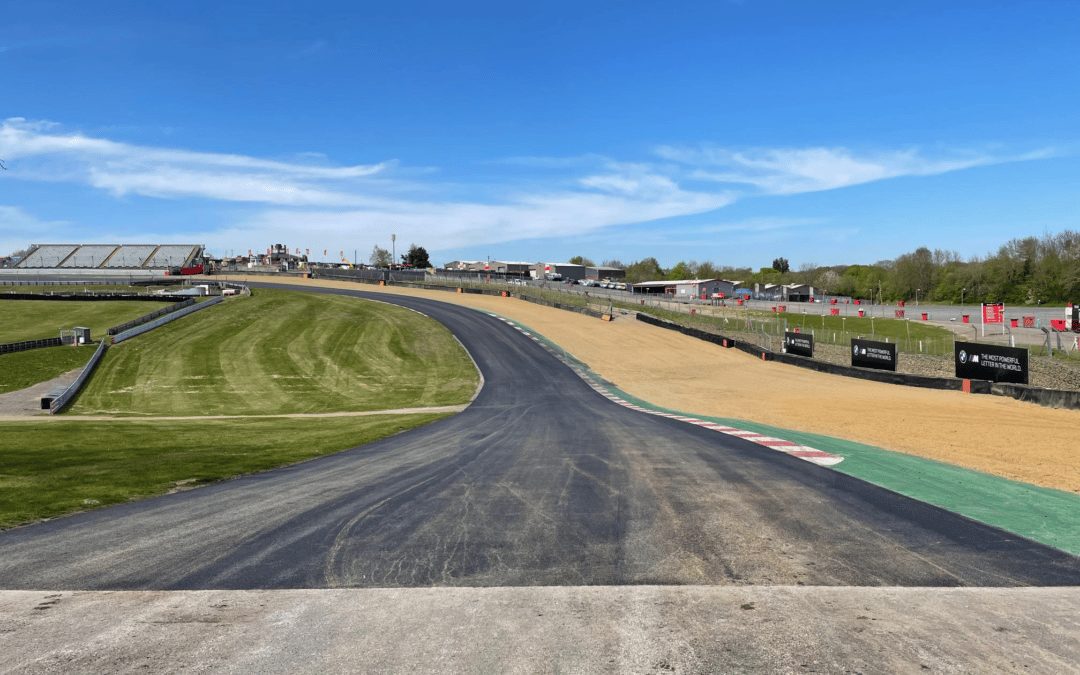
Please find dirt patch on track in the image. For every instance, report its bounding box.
[220,276,1080,494]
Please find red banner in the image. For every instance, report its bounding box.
[982,303,1004,324]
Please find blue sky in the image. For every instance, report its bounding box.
[2,0,1078,267]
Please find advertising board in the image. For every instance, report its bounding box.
[783,331,814,358]
[851,338,897,372]
[954,341,1028,384]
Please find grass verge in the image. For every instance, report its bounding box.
[0,299,168,343]
[0,346,95,394]
[72,288,479,416]
[0,413,448,529]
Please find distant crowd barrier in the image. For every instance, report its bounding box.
[0,292,185,302]
[635,312,989,394]
[311,268,426,284]
[113,296,225,344]
[0,336,65,355]
[107,298,197,335]
[516,293,605,319]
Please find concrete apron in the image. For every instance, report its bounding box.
[2,586,1077,672]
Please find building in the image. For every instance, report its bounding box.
[751,282,817,302]
[632,279,736,299]
[532,262,587,281]
[783,283,816,302]
[585,266,626,281]
[441,260,531,276]
[443,260,484,271]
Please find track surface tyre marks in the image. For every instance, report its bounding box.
[0,283,1077,590]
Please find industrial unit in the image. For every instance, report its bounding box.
[632,279,738,299]
[585,266,627,281]
[533,263,587,281]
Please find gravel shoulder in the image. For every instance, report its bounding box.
[0,367,82,416]
[226,276,1080,493]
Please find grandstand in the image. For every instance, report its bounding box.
[18,245,80,268]
[102,245,157,268]
[15,244,204,271]
[144,245,203,269]
[59,245,119,268]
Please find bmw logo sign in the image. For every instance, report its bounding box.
[853,344,859,356]
[959,350,968,364]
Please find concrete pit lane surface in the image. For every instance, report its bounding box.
[0,284,1077,591]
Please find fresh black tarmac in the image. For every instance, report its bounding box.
[0,284,1077,589]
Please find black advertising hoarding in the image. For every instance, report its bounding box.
[954,341,1028,384]
[783,331,813,357]
[851,338,897,372]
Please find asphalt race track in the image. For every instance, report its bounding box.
[0,283,1078,590]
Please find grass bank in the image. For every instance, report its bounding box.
[72,288,479,416]
[0,346,95,394]
[0,414,448,528]
[0,299,166,343]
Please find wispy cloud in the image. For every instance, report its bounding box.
[0,117,388,206]
[656,144,1054,195]
[0,117,1055,257]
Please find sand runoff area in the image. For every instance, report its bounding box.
[223,276,1080,494]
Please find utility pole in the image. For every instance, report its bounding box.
[391,234,396,268]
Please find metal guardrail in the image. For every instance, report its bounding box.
[107,298,197,335]
[0,292,185,301]
[48,338,109,414]
[113,296,225,344]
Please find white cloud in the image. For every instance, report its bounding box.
[0,117,1055,259]
[211,186,734,254]
[0,117,388,206]
[656,144,1050,195]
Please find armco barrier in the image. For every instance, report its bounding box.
[635,312,988,394]
[48,339,109,414]
[516,293,605,318]
[113,296,225,343]
[107,298,197,335]
[991,383,1080,410]
[0,293,185,302]
[0,336,64,354]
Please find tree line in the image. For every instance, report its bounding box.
[588,229,1080,305]
[369,243,430,269]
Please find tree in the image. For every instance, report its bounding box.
[623,257,665,283]
[771,257,790,275]
[666,261,693,280]
[568,255,595,267]
[401,244,431,269]
[369,245,392,267]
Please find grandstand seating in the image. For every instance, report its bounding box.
[144,245,200,268]
[18,245,79,268]
[102,245,157,268]
[59,245,119,268]
[16,244,204,269]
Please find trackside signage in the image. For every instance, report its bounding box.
[783,331,813,358]
[954,341,1028,384]
[982,302,1004,324]
[851,338,897,372]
